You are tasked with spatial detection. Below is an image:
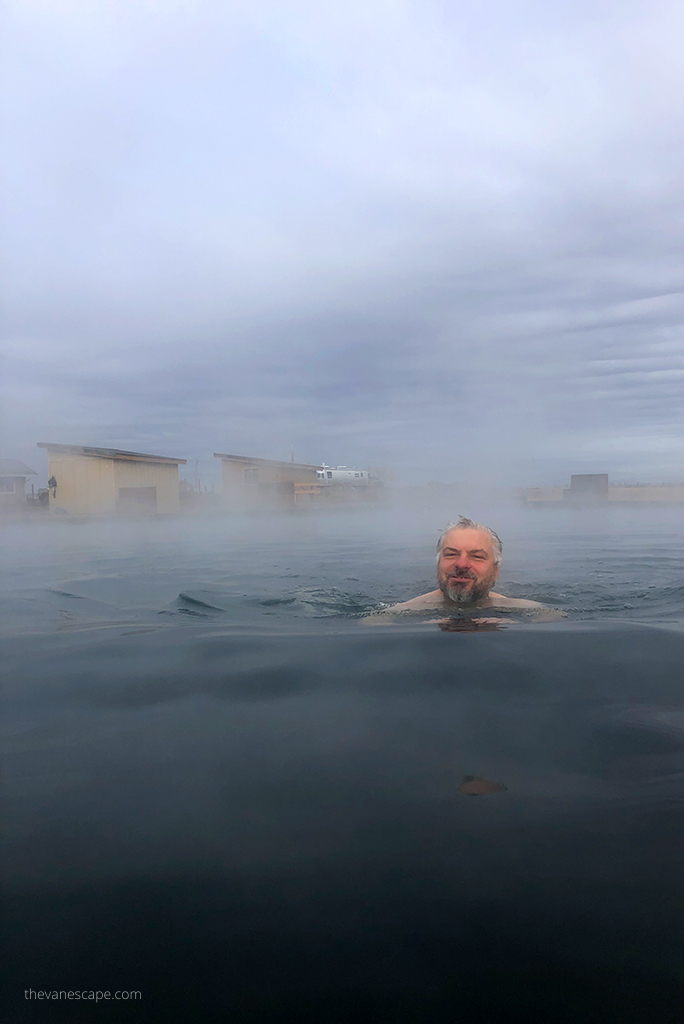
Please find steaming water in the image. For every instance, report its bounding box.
[3,503,684,1022]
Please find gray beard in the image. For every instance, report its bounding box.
[442,577,492,605]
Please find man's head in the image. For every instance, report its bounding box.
[436,516,502,605]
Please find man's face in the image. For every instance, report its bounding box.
[437,528,500,605]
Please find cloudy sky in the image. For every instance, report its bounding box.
[2,0,683,486]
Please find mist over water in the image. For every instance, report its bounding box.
[3,504,684,1021]
[3,501,684,634]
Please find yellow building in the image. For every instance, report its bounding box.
[37,443,186,516]
[608,484,684,503]
[521,479,684,506]
[214,452,320,510]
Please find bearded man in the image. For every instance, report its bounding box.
[378,516,553,616]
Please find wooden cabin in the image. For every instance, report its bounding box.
[36,443,186,516]
[214,452,320,510]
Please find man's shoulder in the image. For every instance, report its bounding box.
[378,590,445,613]
[488,592,543,609]
[488,592,566,619]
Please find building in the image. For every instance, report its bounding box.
[564,473,609,503]
[36,443,186,516]
[521,473,684,506]
[214,452,320,510]
[606,483,684,503]
[0,458,38,509]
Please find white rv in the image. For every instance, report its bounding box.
[316,465,370,486]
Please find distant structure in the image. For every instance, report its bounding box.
[214,452,320,510]
[316,465,370,486]
[565,474,609,503]
[37,443,186,516]
[522,473,684,506]
[214,453,380,509]
[0,458,37,509]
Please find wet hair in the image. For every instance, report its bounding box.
[436,516,503,566]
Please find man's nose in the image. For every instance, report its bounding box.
[456,554,472,568]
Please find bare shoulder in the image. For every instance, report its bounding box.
[362,590,444,622]
[382,590,445,612]
[489,592,566,619]
[489,592,543,609]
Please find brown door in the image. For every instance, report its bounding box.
[116,486,158,516]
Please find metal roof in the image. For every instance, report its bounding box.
[213,452,320,470]
[0,458,37,477]
[37,443,186,465]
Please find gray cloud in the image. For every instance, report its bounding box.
[2,0,684,486]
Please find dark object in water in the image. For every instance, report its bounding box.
[458,775,507,796]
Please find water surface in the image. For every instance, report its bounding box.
[3,504,684,1022]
